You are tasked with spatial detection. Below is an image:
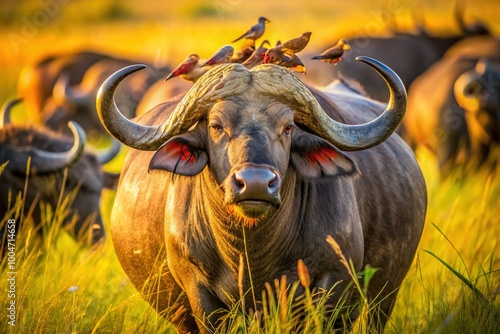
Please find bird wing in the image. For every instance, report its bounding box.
[322,46,344,58]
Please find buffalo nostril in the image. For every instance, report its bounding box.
[233,174,246,192]
[268,175,278,190]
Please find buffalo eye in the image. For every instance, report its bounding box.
[283,125,292,135]
[210,123,223,133]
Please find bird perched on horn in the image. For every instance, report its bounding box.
[279,31,312,53]
[311,38,351,65]
[262,32,312,74]
[232,40,256,63]
[164,54,209,83]
[241,40,271,69]
[232,17,270,43]
[263,47,307,74]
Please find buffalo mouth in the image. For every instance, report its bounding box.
[224,163,282,221]
[230,198,280,220]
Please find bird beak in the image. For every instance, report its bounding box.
[344,44,351,51]
[164,72,176,81]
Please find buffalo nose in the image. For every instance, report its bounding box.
[232,167,280,202]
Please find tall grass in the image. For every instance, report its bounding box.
[1,150,499,333]
[0,185,176,333]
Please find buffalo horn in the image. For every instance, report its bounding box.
[96,63,251,150]
[98,58,406,151]
[53,73,91,106]
[251,56,407,150]
[5,121,86,174]
[95,139,121,165]
[454,58,490,112]
[0,98,23,128]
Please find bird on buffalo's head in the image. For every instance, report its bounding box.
[164,54,200,81]
[279,31,312,53]
[232,40,256,64]
[311,38,351,65]
[201,45,234,67]
[232,16,270,43]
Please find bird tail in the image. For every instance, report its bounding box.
[231,34,246,43]
[311,55,323,60]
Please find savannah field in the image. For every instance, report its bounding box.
[1,0,500,333]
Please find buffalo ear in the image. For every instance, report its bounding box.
[290,131,357,178]
[149,136,208,176]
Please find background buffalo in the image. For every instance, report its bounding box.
[404,35,500,174]
[0,99,119,252]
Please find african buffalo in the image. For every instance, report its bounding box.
[97,58,426,333]
[17,51,112,123]
[404,36,500,174]
[0,99,119,251]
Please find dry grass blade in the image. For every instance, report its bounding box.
[239,252,245,313]
[326,235,357,287]
[297,259,311,288]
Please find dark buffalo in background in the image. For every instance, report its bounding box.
[96,59,426,333]
[303,1,491,102]
[17,50,170,137]
[17,51,110,123]
[0,99,119,252]
[403,35,500,174]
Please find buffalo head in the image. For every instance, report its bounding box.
[1,99,119,246]
[97,58,406,224]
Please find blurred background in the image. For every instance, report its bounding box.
[1,0,499,98]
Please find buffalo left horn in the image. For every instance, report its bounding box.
[97,63,251,150]
[6,121,86,174]
[0,98,23,128]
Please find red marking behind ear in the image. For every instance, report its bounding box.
[149,138,208,176]
[307,147,339,164]
[176,142,196,163]
[161,141,198,164]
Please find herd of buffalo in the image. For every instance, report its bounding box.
[1,5,499,333]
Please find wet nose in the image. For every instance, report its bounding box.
[232,166,281,203]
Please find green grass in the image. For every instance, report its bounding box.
[1,150,499,333]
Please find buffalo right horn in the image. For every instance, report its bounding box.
[5,121,86,174]
[251,57,407,151]
[0,98,23,128]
